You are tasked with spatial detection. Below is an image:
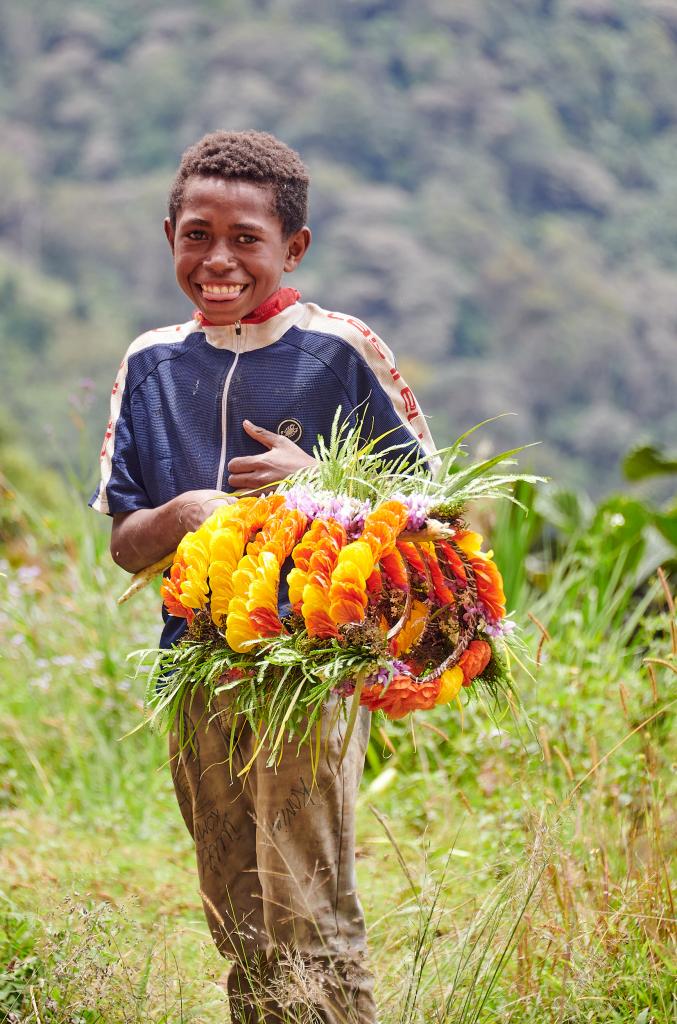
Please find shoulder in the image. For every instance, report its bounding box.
[295,302,397,368]
[295,301,437,456]
[124,320,198,363]
[118,320,199,391]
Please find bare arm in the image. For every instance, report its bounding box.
[111,421,315,574]
[111,489,234,573]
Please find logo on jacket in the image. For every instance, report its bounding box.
[277,418,303,443]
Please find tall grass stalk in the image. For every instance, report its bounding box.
[1,468,675,1022]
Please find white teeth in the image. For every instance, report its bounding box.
[201,284,245,296]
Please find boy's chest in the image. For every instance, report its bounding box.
[224,348,347,442]
[132,345,351,498]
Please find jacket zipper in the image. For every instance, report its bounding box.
[215,320,242,490]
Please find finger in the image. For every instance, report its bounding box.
[227,472,282,490]
[227,453,268,474]
[242,419,281,449]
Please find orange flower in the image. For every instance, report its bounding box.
[289,519,346,613]
[304,501,410,630]
[222,507,308,636]
[327,540,374,626]
[360,673,442,719]
[458,639,492,686]
[160,559,194,624]
[177,534,210,611]
[437,540,467,584]
[202,495,258,535]
[471,556,506,622]
[247,504,306,561]
[249,493,287,532]
[302,585,338,639]
[249,607,283,637]
[361,501,408,560]
[397,540,427,577]
[438,538,506,622]
[421,544,455,605]
[452,531,505,619]
[366,568,382,596]
[307,548,339,588]
[328,597,365,626]
[298,521,347,637]
[380,548,408,590]
[290,518,327,573]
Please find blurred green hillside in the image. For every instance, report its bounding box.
[1,0,677,491]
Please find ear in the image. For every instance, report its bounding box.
[283,226,312,273]
[164,217,176,254]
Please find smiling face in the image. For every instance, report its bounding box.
[164,176,311,325]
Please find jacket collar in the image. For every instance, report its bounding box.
[194,288,304,352]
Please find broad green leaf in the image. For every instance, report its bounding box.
[651,509,677,548]
[623,444,677,481]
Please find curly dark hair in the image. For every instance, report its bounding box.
[168,130,309,236]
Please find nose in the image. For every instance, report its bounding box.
[204,239,237,272]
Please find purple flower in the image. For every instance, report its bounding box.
[283,486,371,537]
[391,658,412,675]
[332,678,357,697]
[364,659,413,690]
[284,485,322,519]
[484,618,516,638]
[391,492,434,530]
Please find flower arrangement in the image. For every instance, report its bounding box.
[129,415,539,766]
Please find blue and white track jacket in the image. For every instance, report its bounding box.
[91,291,436,645]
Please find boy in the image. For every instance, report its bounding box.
[91,130,435,1023]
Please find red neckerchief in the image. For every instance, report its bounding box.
[193,287,301,328]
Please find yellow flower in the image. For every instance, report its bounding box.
[208,525,251,625]
[231,554,258,599]
[453,530,484,558]
[210,528,246,566]
[302,582,339,638]
[338,540,375,581]
[394,599,429,655]
[287,566,308,609]
[435,666,464,704]
[225,596,259,652]
[246,551,280,614]
[209,562,235,625]
[176,533,210,610]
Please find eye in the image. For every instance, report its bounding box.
[237,234,258,244]
[185,229,207,240]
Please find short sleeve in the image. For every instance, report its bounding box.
[89,359,153,516]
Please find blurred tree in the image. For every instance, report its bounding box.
[0,0,674,495]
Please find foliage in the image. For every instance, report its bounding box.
[623,444,677,482]
[1,1,676,491]
[1,453,675,1021]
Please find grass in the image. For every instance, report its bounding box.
[0,483,675,1022]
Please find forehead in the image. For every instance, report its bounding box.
[177,176,279,227]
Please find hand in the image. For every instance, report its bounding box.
[111,489,236,573]
[227,420,316,491]
[176,489,237,532]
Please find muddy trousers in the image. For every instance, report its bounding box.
[169,687,377,1024]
